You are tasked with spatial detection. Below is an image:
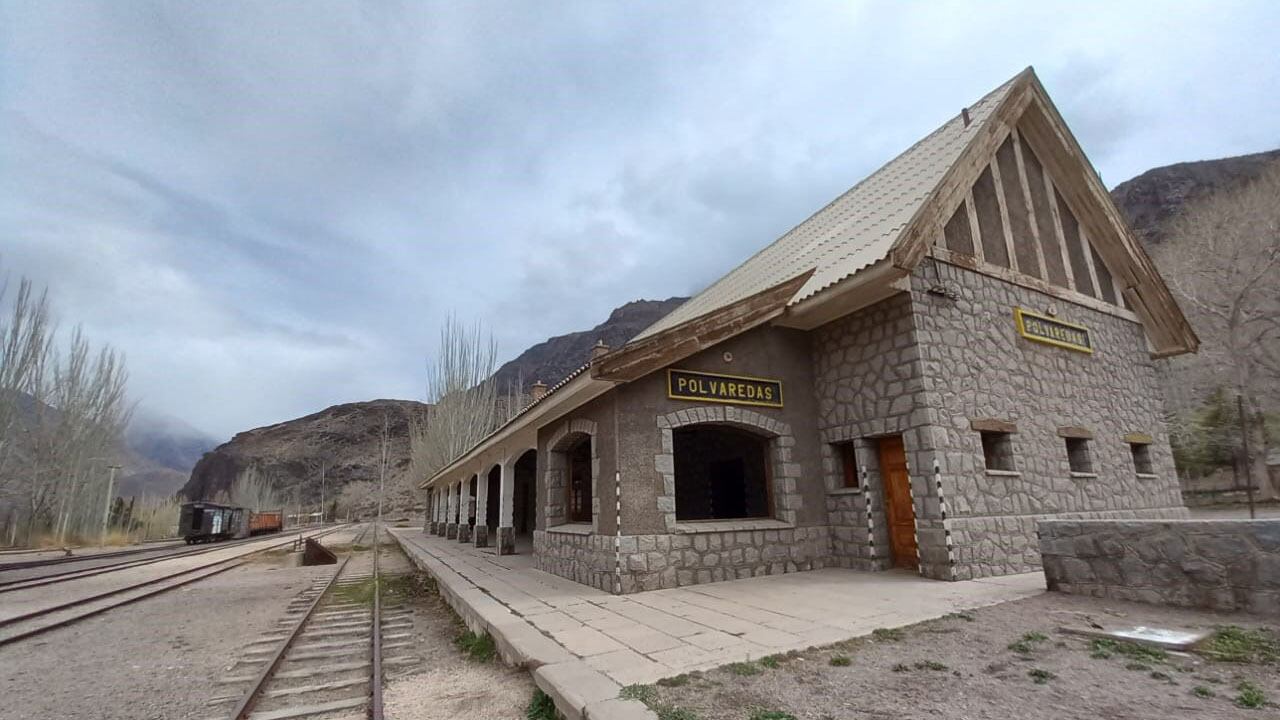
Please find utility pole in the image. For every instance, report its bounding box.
[100,465,121,547]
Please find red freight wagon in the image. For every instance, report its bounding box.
[248,510,283,536]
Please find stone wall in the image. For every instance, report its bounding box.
[535,525,830,593]
[812,292,948,577]
[912,259,1189,579]
[1039,519,1280,614]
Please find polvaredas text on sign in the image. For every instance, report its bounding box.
[667,369,784,408]
[1014,307,1093,353]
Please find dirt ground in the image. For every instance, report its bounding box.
[381,541,534,720]
[636,593,1278,720]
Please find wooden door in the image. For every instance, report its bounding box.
[878,436,918,569]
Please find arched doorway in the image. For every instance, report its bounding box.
[673,424,771,521]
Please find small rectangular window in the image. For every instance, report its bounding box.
[981,431,1014,472]
[835,441,859,489]
[1131,443,1154,475]
[1066,437,1094,474]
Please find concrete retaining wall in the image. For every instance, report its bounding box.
[1038,519,1280,614]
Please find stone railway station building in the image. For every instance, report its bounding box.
[421,68,1198,593]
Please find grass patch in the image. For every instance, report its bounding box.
[1125,662,1150,672]
[620,685,656,705]
[1192,685,1216,699]
[454,630,496,662]
[829,654,852,667]
[1199,626,1279,665]
[891,663,910,673]
[727,661,761,676]
[656,674,691,687]
[1235,680,1266,709]
[943,611,976,622]
[526,689,557,720]
[1028,668,1055,684]
[748,712,796,720]
[1149,670,1172,681]
[760,655,781,669]
[1008,631,1049,655]
[872,627,905,642]
[655,707,701,720]
[1088,638,1168,665]
[914,660,948,671]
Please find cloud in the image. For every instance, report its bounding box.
[1,0,1277,438]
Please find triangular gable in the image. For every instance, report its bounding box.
[890,69,1198,356]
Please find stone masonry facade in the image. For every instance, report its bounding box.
[520,259,1190,593]
[912,260,1189,579]
[1039,519,1280,614]
[535,525,830,594]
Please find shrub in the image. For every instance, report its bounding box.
[620,685,656,706]
[727,661,761,676]
[526,689,556,720]
[760,655,781,669]
[1201,626,1279,665]
[829,654,852,667]
[748,712,796,720]
[454,630,495,662]
[872,627,905,642]
[1192,686,1216,699]
[1028,668,1055,684]
[914,660,948,671]
[1235,680,1266,709]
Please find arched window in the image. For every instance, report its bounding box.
[566,435,592,523]
[674,424,770,521]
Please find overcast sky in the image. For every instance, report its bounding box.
[1,1,1277,440]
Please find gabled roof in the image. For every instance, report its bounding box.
[634,72,1021,340]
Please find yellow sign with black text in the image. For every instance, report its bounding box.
[667,369,783,408]
[1014,308,1093,354]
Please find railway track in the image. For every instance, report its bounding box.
[0,524,352,647]
[0,531,320,593]
[0,539,185,570]
[212,523,401,720]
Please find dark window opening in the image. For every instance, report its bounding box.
[1066,438,1094,474]
[835,441,860,489]
[981,431,1014,472]
[674,425,770,521]
[1131,443,1154,475]
[566,436,592,523]
[486,465,501,528]
[191,508,204,530]
[514,449,537,536]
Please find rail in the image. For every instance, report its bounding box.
[0,524,348,647]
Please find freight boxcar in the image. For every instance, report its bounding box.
[179,502,245,544]
[248,510,283,536]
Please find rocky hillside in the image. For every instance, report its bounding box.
[1110,148,1280,245]
[492,297,688,391]
[179,298,686,505]
[180,399,428,503]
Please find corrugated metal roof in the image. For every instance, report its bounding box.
[633,74,1019,340]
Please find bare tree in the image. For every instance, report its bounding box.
[1157,161,1280,498]
[409,315,503,483]
[0,263,132,543]
[229,464,283,512]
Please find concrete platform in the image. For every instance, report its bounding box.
[389,528,1045,720]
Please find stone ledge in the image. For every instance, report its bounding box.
[827,487,864,497]
[673,518,794,534]
[547,523,595,536]
[534,661,624,720]
[984,469,1021,478]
